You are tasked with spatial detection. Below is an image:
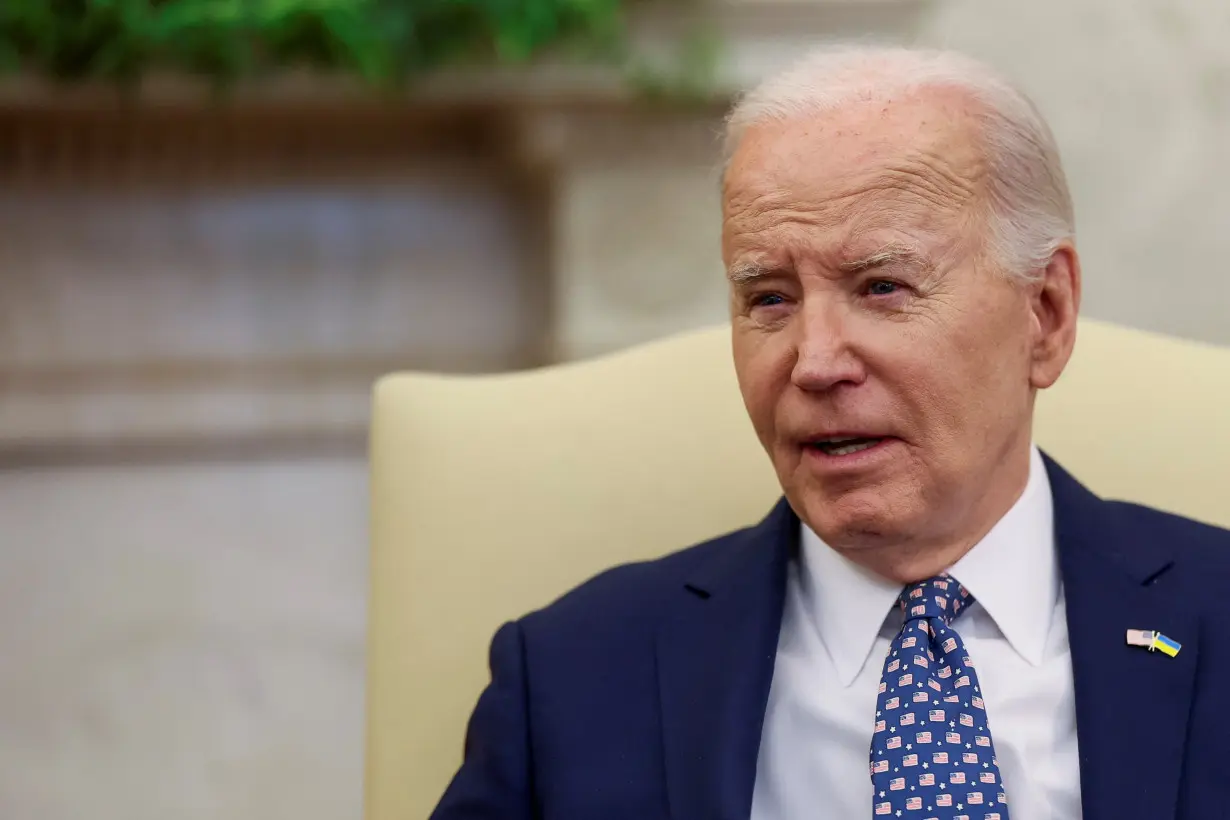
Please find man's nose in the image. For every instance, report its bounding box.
[790,306,867,392]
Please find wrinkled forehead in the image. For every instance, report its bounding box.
[721,92,990,258]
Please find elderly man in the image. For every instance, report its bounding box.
[431,46,1230,820]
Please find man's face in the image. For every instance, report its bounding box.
[723,93,1077,567]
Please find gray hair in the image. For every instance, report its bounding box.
[723,46,1075,280]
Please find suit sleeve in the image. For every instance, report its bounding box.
[430,620,535,820]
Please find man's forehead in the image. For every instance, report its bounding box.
[723,91,987,205]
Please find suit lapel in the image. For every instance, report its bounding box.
[657,499,795,820]
[1048,457,1198,820]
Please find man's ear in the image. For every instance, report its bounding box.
[1028,243,1081,390]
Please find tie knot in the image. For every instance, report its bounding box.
[898,575,972,627]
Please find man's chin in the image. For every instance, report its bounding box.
[792,487,914,551]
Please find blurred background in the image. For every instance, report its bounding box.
[0,1,1226,818]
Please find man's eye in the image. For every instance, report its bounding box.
[866,280,900,296]
[751,292,786,308]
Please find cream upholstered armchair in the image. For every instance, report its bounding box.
[365,318,1230,820]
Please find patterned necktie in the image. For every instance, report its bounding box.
[869,575,1010,820]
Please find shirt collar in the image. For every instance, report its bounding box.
[799,445,1058,687]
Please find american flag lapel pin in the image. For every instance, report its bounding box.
[1126,629,1182,657]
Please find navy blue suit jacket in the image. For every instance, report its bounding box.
[432,457,1230,819]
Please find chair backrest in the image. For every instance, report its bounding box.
[365,318,1230,820]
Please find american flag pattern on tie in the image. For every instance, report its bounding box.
[869,575,1010,820]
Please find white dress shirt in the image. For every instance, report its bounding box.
[750,446,1082,819]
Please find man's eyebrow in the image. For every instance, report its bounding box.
[726,261,779,286]
[838,244,930,273]
[728,245,929,284]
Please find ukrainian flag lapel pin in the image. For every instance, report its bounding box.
[1126,629,1182,657]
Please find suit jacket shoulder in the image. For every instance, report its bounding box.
[1108,499,1230,560]
[1100,499,1230,603]
[517,513,776,649]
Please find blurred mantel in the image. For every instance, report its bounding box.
[0,0,931,461]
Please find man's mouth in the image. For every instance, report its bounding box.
[807,436,886,456]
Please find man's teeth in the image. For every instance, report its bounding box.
[816,438,881,456]
[828,441,877,456]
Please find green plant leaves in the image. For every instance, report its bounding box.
[0,0,648,85]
